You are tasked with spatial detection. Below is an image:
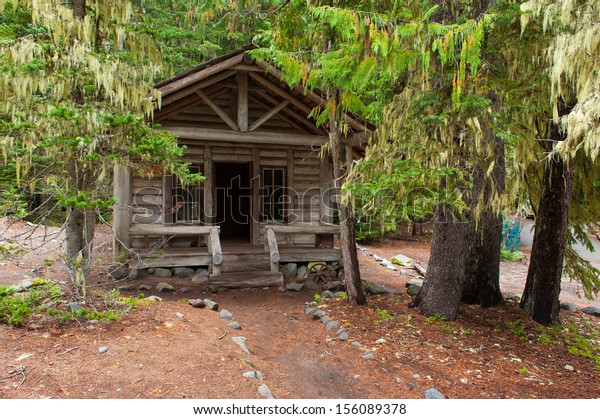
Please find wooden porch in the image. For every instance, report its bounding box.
[125,224,341,288]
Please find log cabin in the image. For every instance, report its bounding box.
[112,47,371,288]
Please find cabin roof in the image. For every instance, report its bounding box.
[153,46,371,156]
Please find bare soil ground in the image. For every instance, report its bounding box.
[1,219,599,399]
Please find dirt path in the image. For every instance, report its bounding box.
[2,220,600,399]
[0,287,404,399]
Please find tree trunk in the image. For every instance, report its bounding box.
[520,153,573,325]
[411,222,423,236]
[412,204,470,320]
[462,123,505,307]
[66,207,85,263]
[330,116,366,306]
[64,0,91,290]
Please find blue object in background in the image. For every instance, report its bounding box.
[502,220,521,251]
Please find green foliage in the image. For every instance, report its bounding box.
[500,249,524,262]
[0,280,142,328]
[518,366,529,375]
[0,240,25,260]
[313,293,322,303]
[440,323,457,334]
[426,313,447,324]
[376,308,394,321]
[460,328,473,336]
[505,319,527,340]
[553,322,600,370]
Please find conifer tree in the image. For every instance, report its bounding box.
[0,0,197,296]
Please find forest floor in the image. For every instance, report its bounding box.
[0,218,599,399]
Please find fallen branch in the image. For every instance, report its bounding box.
[218,327,227,340]
[57,346,81,356]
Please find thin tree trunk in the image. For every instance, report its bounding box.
[64,0,90,290]
[83,208,95,280]
[521,153,573,325]
[66,207,85,263]
[412,204,471,320]
[411,222,423,236]
[330,116,366,306]
[462,123,505,307]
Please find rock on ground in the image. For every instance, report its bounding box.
[231,336,251,354]
[189,299,205,308]
[312,310,327,320]
[280,263,298,278]
[296,265,308,278]
[258,384,275,399]
[219,309,233,320]
[153,268,173,278]
[173,267,196,278]
[407,284,422,297]
[285,282,304,292]
[582,306,600,317]
[391,254,413,267]
[321,290,335,299]
[204,299,219,311]
[560,301,579,311]
[227,321,242,330]
[423,387,446,399]
[243,371,263,380]
[156,282,175,292]
[325,321,341,331]
[191,273,209,285]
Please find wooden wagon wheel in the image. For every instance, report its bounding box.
[308,262,333,294]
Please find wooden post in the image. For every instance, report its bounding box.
[286,149,295,244]
[252,147,261,245]
[113,163,131,260]
[163,174,174,225]
[237,71,248,132]
[203,146,214,226]
[209,227,223,275]
[265,227,280,273]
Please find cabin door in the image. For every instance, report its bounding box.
[214,162,251,242]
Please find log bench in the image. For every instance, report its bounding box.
[263,225,340,273]
[128,225,223,275]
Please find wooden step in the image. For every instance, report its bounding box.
[208,271,283,289]
[220,261,270,273]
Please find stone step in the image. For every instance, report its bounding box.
[208,271,284,289]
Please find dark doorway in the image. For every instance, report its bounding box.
[214,162,251,241]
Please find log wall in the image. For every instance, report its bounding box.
[129,142,331,249]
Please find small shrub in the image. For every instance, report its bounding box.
[1,281,141,328]
[460,328,473,336]
[376,308,394,321]
[518,367,529,375]
[441,323,457,334]
[426,313,447,324]
[505,320,527,340]
[501,249,524,262]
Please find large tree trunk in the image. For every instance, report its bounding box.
[520,153,573,325]
[330,117,367,306]
[412,204,471,320]
[462,122,505,307]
